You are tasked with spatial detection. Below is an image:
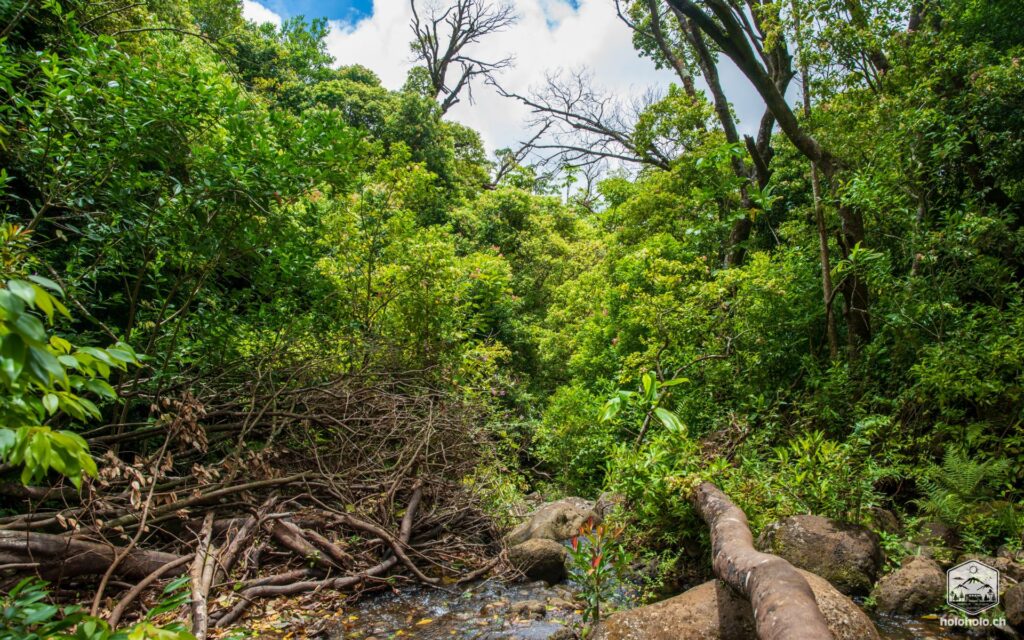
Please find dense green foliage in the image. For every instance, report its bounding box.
[0,0,1021,611]
[1,577,192,639]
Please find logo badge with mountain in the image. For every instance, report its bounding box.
[947,559,1000,615]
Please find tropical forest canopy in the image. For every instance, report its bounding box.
[0,0,1022,633]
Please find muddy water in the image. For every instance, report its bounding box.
[325,580,973,640]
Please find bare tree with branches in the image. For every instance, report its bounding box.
[492,70,684,172]
[615,0,792,267]
[410,0,517,114]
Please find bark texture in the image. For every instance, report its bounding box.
[0,530,183,579]
[693,482,835,640]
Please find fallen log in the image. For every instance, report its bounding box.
[693,482,835,640]
[213,484,428,628]
[0,530,183,580]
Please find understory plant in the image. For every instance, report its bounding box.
[0,224,140,487]
[0,577,193,640]
[568,519,630,629]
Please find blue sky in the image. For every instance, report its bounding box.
[261,0,581,24]
[260,0,372,23]
[243,0,758,155]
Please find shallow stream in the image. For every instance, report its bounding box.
[322,580,971,640]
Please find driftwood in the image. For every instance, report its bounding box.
[0,373,500,630]
[189,513,215,640]
[693,482,835,640]
[212,481,427,628]
[0,530,183,579]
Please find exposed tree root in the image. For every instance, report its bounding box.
[693,482,835,640]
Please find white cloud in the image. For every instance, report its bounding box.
[244,0,766,157]
[242,0,283,27]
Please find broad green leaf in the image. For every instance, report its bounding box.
[660,377,689,387]
[7,279,36,307]
[42,393,58,415]
[599,396,621,422]
[654,407,685,434]
[0,332,27,385]
[27,274,62,293]
[13,312,47,343]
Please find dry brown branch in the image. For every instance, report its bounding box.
[189,513,215,640]
[108,554,195,629]
[2,370,496,629]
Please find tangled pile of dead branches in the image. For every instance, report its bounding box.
[0,367,503,637]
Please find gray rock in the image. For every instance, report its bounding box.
[1006,583,1024,630]
[506,498,600,545]
[757,514,883,595]
[508,539,568,584]
[872,556,945,615]
[595,492,625,518]
[511,599,547,620]
[592,570,879,640]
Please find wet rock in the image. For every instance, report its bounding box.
[511,600,547,620]
[592,570,880,640]
[508,539,568,584]
[757,514,883,595]
[546,597,575,610]
[481,599,509,616]
[506,498,600,545]
[595,492,625,518]
[872,556,945,615]
[1006,583,1024,631]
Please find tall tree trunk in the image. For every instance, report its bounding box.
[683,17,756,267]
[836,202,872,348]
[667,0,872,350]
[796,8,839,358]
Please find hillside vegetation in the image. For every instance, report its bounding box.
[0,0,1021,635]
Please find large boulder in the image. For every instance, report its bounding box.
[592,570,879,640]
[505,497,600,546]
[1005,583,1024,631]
[757,514,883,595]
[872,556,945,615]
[507,539,568,584]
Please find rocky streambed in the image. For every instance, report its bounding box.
[321,577,959,640]
[320,495,1019,640]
